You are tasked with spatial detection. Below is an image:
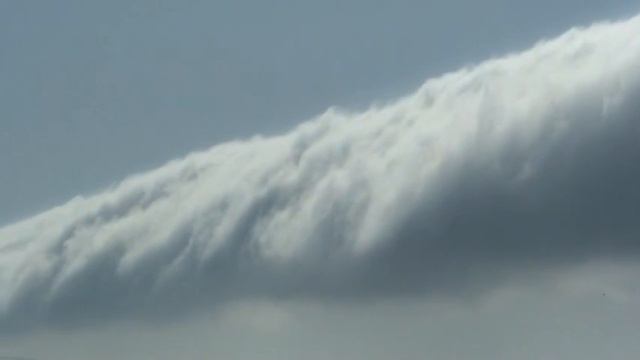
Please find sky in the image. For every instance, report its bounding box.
[2,1,640,359]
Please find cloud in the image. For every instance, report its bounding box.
[1,14,640,333]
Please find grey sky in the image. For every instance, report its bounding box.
[1,0,637,224]
[5,270,640,360]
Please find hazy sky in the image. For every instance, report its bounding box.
[2,2,640,360]
[1,0,637,224]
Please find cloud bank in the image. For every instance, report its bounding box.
[2,15,640,332]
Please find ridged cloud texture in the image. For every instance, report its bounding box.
[2,14,640,332]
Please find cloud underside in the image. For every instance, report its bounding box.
[1,15,640,332]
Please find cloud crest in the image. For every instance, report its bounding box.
[2,15,640,331]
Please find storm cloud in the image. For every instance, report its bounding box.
[1,14,640,333]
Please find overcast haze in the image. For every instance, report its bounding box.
[2,2,640,360]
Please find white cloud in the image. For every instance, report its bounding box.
[1,14,640,332]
